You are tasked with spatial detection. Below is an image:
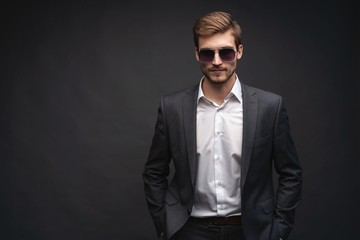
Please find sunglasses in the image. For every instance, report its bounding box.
[198,48,237,63]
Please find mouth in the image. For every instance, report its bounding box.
[209,70,226,76]
[209,69,226,72]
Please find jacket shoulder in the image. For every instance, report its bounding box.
[161,85,198,104]
[242,84,282,102]
[164,85,198,97]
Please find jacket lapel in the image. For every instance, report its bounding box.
[241,84,258,190]
[182,85,199,187]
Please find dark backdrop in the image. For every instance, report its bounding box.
[1,1,359,239]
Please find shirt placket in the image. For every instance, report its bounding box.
[214,107,225,215]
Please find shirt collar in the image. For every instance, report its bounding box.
[197,75,242,103]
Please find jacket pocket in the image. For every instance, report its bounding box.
[259,197,274,214]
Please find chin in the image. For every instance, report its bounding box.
[208,77,228,84]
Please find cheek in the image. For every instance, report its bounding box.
[200,62,210,69]
[226,62,237,69]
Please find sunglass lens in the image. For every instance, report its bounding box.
[219,49,236,61]
[198,49,214,63]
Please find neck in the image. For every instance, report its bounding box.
[202,74,236,105]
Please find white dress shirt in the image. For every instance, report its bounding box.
[191,76,243,217]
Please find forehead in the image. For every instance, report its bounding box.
[198,30,236,49]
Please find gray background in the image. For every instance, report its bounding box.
[1,0,359,239]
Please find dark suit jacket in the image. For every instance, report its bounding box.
[143,83,302,240]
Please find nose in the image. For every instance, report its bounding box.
[212,52,223,65]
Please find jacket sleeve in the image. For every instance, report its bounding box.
[143,97,171,237]
[272,97,302,239]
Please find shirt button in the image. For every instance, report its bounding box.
[217,131,221,135]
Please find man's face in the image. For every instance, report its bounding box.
[195,30,243,85]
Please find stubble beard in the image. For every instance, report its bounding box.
[202,68,236,86]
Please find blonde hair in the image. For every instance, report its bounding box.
[193,11,242,49]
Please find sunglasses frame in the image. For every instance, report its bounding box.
[197,47,237,63]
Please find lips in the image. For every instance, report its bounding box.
[209,70,226,75]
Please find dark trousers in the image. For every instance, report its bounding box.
[171,217,245,240]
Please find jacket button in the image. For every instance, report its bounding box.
[187,209,192,215]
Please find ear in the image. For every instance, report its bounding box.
[237,44,243,60]
[195,47,200,61]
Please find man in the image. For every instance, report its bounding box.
[143,11,302,240]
